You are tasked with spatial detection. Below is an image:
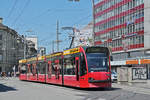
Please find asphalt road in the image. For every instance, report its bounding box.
[0,77,150,100]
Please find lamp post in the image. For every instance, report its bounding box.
[68,0,95,46]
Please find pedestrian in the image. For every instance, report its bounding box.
[8,72,10,77]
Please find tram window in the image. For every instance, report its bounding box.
[20,64,27,74]
[30,64,33,74]
[80,54,87,76]
[27,65,31,73]
[64,57,75,75]
[53,63,61,74]
[39,63,42,74]
[86,53,109,72]
[32,64,36,76]
[42,63,46,74]
[48,63,52,78]
[38,62,46,74]
[53,62,61,79]
[51,63,56,74]
[36,63,40,74]
[59,59,62,74]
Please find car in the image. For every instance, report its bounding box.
[111,71,117,82]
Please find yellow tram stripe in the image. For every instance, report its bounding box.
[63,47,80,55]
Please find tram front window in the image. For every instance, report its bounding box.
[86,53,109,72]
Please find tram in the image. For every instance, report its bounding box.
[19,46,112,88]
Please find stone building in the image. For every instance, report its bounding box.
[25,39,37,58]
[73,22,93,47]
[0,18,37,73]
[0,18,24,73]
[38,47,46,56]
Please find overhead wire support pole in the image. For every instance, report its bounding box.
[24,36,26,59]
[52,40,54,53]
[69,27,75,48]
[61,26,75,49]
[68,0,95,46]
[56,20,59,52]
[92,0,95,46]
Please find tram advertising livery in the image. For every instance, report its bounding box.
[19,46,111,88]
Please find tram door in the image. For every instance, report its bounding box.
[27,64,31,80]
[47,61,52,79]
[32,63,37,80]
[75,57,79,81]
[54,60,60,80]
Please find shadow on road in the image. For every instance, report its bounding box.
[21,80,122,92]
[0,84,17,92]
[85,88,120,91]
[64,86,121,91]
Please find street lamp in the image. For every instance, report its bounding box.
[68,0,95,46]
[61,26,75,48]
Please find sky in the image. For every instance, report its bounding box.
[0,0,94,54]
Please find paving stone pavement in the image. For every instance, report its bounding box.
[112,80,150,95]
[1,77,150,100]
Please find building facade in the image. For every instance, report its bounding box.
[26,36,38,50]
[0,18,37,73]
[38,47,46,56]
[0,18,24,73]
[94,0,150,79]
[25,39,37,58]
[73,22,93,47]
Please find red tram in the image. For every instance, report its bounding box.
[19,46,112,88]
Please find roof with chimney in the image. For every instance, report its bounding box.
[0,22,7,30]
[0,18,8,30]
[0,17,18,36]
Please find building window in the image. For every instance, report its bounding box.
[0,42,2,47]
[136,36,140,44]
[0,54,2,61]
[139,35,144,44]
[0,35,2,40]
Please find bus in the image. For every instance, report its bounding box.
[19,46,111,88]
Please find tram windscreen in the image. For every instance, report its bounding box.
[86,53,109,72]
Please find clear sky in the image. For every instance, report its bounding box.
[0,0,94,54]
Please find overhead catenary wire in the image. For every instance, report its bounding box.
[6,0,18,19]
[37,13,92,47]
[72,14,92,26]
[15,8,88,32]
[9,1,92,51]
[11,0,31,26]
[26,8,87,21]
